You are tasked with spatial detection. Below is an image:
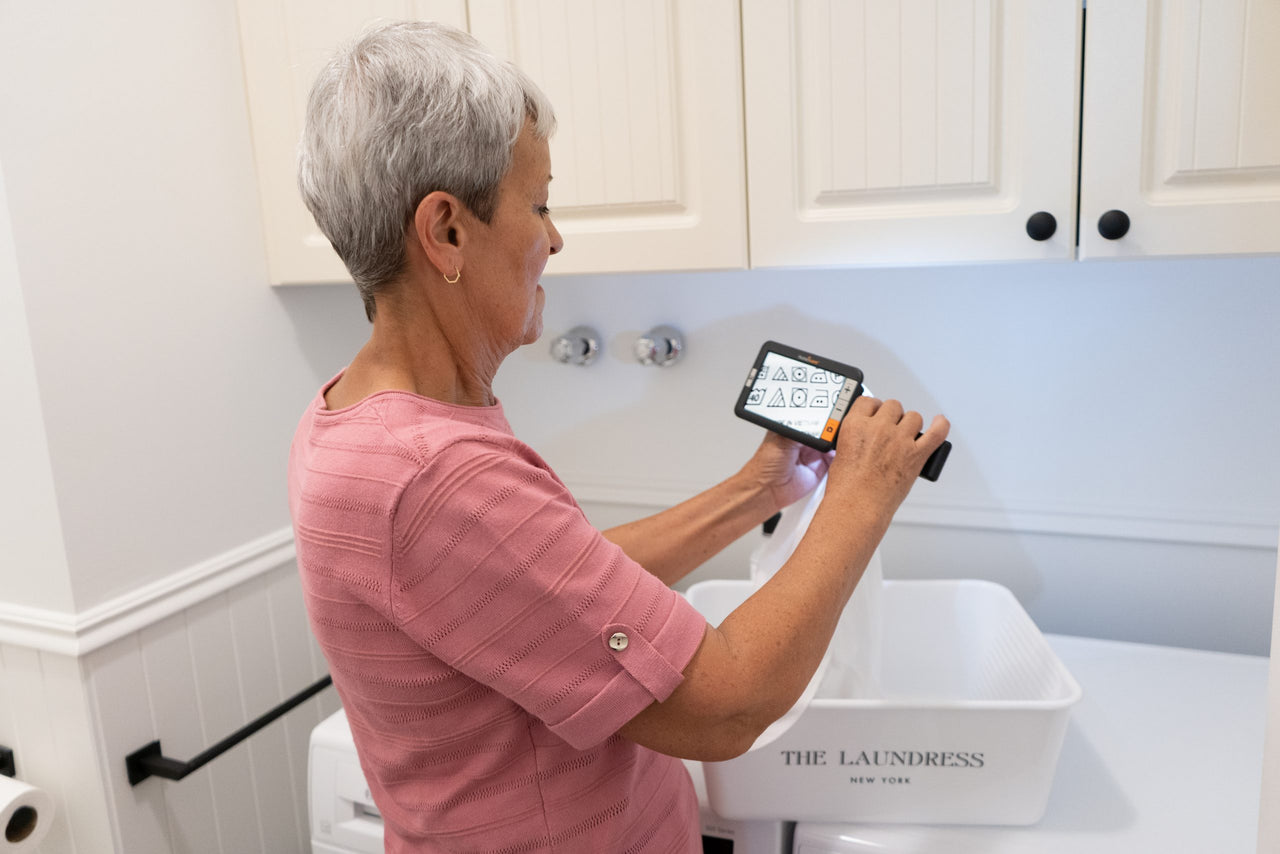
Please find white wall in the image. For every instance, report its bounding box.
[0,3,355,851]
[0,0,361,614]
[0,158,73,614]
[496,259,1280,655]
[507,259,1280,526]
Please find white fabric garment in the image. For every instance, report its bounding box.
[744,475,885,750]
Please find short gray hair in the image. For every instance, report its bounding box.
[297,21,556,320]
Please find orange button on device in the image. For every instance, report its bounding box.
[821,418,840,441]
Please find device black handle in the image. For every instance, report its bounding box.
[1025,211,1057,241]
[1097,209,1130,240]
[919,439,952,482]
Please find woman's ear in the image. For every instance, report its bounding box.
[410,191,467,278]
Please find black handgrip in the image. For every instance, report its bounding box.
[1097,209,1130,240]
[1025,211,1057,241]
[920,439,952,482]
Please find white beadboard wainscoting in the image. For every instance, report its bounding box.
[0,644,112,853]
[86,562,340,854]
[0,534,339,854]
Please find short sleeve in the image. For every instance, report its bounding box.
[389,442,708,750]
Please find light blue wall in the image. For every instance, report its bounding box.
[503,258,1280,522]
[488,256,1280,654]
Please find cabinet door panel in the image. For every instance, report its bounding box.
[236,0,467,285]
[470,0,748,274]
[744,0,1081,268]
[1080,0,1280,258]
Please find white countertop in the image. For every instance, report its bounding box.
[787,634,1270,853]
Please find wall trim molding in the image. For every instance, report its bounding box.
[561,472,1280,550]
[0,527,296,657]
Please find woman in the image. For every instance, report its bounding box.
[288,21,949,853]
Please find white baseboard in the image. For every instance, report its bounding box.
[0,527,296,656]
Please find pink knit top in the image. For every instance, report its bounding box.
[288,375,707,853]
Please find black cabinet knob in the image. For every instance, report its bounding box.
[1025,211,1057,241]
[1097,209,1130,240]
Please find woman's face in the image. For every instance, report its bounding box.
[466,122,563,350]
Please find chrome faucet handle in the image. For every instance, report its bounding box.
[634,325,685,367]
[549,325,601,366]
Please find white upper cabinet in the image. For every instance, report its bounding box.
[1079,0,1280,259]
[743,0,1280,268]
[741,0,1083,268]
[469,0,748,275]
[238,0,1278,283]
[235,0,468,285]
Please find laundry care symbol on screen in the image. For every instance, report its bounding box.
[747,387,765,405]
[767,388,787,407]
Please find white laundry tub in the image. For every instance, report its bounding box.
[686,578,1081,825]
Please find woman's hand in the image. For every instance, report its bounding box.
[826,396,950,514]
[739,431,834,513]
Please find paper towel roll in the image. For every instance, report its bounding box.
[0,775,54,852]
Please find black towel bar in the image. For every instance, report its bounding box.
[125,674,333,785]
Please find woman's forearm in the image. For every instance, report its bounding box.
[618,494,894,761]
[601,470,779,586]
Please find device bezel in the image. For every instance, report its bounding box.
[733,340,865,452]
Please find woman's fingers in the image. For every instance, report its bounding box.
[918,413,951,449]
[898,409,924,436]
[848,394,881,417]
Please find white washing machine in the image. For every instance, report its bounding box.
[309,709,383,854]
[308,708,791,853]
[682,757,793,854]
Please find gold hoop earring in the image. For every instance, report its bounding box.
[444,267,461,284]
